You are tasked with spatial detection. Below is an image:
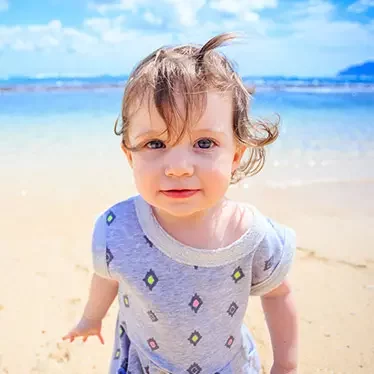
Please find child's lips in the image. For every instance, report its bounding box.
[160,189,200,198]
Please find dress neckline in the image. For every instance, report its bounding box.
[134,195,267,267]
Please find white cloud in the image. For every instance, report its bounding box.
[0,30,175,78]
[304,0,335,15]
[100,29,129,43]
[84,17,114,33]
[28,20,62,33]
[287,1,373,48]
[63,28,98,52]
[253,0,374,75]
[243,11,260,22]
[348,0,374,13]
[209,0,275,26]
[166,0,206,27]
[88,0,206,22]
[88,0,149,14]
[209,0,277,13]
[286,0,334,19]
[1,0,373,78]
[84,16,125,33]
[84,16,157,44]
[201,0,373,77]
[0,0,8,12]
[12,39,34,51]
[90,0,206,28]
[0,15,175,77]
[0,20,97,53]
[245,0,277,10]
[143,11,163,25]
[83,15,127,44]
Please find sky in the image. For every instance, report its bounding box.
[0,0,373,78]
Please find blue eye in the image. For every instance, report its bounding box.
[146,140,165,149]
[195,138,216,149]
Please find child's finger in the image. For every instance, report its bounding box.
[62,331,77,342]
[83,336,88,342]
[97,333,104,345]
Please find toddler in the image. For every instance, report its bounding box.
[63,32,298,374]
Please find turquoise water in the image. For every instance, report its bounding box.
[1,88,373,147]
[1,86,373,186]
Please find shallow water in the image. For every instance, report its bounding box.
[1,87,373,189]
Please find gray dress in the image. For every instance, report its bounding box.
[91,195,296,374]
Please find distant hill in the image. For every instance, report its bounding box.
[338,61,374,77]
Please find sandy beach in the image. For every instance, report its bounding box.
[0,133,373,374]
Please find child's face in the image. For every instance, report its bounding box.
[123,90,245,219]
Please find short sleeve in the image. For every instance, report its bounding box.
[91,213,111,279]
[250,218,296,296]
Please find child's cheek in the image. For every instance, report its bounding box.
[132,153,159,170]
[199,152,234,176]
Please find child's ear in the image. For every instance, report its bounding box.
[121,142,133,168]
[232,144,246,173]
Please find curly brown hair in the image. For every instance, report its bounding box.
[114,32,279,183]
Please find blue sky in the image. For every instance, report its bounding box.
[0,0,373,78]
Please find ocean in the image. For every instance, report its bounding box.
[1,76,373,192]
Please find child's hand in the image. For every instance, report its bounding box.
[62,317,104,344]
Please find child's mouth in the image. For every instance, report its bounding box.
[161,189,200,198]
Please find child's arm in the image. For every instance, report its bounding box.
[261,279,298,374]
[82,273,119,321]
[63,273,119,344]
[63,210,119,344]
[249,217,298,373]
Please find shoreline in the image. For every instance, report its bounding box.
[1,82,374,94]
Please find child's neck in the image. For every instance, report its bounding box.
[152,198,250,249]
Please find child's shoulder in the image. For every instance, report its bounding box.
[237,201,296,249]
[91,195,144,249]
[239,203,297,296]
[95,195,139,224]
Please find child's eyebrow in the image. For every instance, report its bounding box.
[192,128,229,138]
[134,130,166,140]
[133,128,229,141]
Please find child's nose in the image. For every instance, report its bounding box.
[164,150,194,178]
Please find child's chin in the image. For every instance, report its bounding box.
[161,202,205,218]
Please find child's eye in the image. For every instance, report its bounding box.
[145,140,166,149]
[194,138,217,149]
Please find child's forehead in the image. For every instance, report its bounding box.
[128,90,233,137]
